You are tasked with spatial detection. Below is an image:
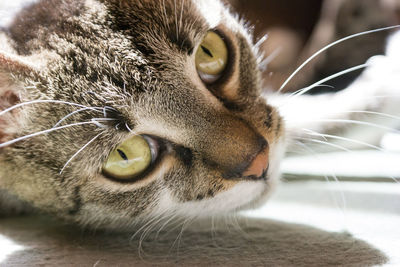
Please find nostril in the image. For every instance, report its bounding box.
[221,136,269,180]
[242,147,269,179]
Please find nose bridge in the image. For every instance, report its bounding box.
[152,85,269,178]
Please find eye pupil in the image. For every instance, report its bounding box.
[117,149,128,161]
[201,45,213,58]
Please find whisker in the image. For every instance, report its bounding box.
[91,118,117,121]
[296,136,351,152]
[254,34,268,49]
[179,0,184,38]
[0,121,99,148]
[0,100,102,117]
[90,121,107,128]
[131,213,166,240]
[295,136,399,184]
[139,213,167,250]
[288,118,400,133]
[155,212,179,239]
[59,132,104,174]
[136,215,165,260]
[280,85,334,102]
[53,107,94,128]
[259,47,282,70]
[125,123,134,133]
[102,106,118,118]
[288,63,368,99]
[89,118,118,128]
[278,25,400,92]
[359,95,400,99]
[292,141,348,215]
[343,110,400,120]
[302,129,384,151]
[174,0,178,41]
[171,216,192,250]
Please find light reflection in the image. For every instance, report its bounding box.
[0,234,24,263]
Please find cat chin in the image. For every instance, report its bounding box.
[155,181,269,218]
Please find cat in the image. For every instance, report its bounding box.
[0,0,399,231]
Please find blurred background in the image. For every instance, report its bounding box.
[228,0,400,93]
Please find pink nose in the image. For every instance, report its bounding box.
[243,148,269,178]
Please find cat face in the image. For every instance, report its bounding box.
[0,0,284,229]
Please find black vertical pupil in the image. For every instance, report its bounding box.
[201,45,213,57]
[117,149,128,161]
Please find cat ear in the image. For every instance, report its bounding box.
[0,51,37,145]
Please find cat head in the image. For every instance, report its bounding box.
[0,0,284,229]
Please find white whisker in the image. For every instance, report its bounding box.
[296,136,351,152]
[260,47,282,69]
[90,121,107,128]
[174,0,178,41]
[91,118,117,121]
[293,141,348,215]
[278,25,400,92]
[132,214,165,240]
[254,34,268,49]
[282,85,334,100]
[171,216,192,250]
[344,110,400,120]
[53,107,94,128]
[179,0,184,38]
[125,123,134,133]
[59,132,103,174]
[102,106,117,118]
[103,107,107,118]
[287,118,400,132]
[290,63,368,98]
[296,135,400,184]
[89,118,117,128]
[0,100,101,117]
[114,122,121,130]
[0,121,98,148]
[155,213,179,239]
[315,119,399,132]
[303,129,384,151]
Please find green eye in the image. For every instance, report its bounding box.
[102,135,158,181]
[195,31,228,83]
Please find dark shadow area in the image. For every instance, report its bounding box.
[0,215,387,266]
